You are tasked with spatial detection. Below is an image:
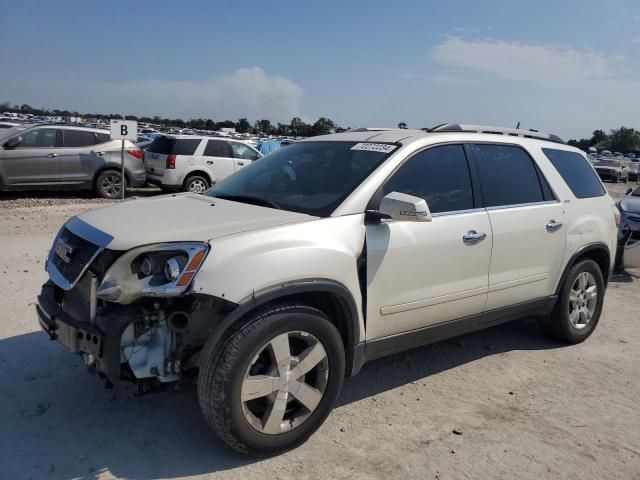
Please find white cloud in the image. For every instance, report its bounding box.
[4,67,303,122]
[431,37,613,87]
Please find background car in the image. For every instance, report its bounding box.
[0,124,145,198]
[617,186,640,269]
[143,134,262,193]
[593,157,629,183]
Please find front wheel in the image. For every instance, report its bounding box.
[539,259,604,343]
[198,305,345,456]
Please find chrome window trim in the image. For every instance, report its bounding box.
[431,207,486,218]
[485,200,561,211]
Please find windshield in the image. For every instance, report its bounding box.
[632,187,640,197]
[0,125,30,142]
[208,141,395,217]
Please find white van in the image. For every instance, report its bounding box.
[143,134,262,193]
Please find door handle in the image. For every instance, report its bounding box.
[47,153,58,158]
[463,230,487,245]
[206,161,214,164]
[546,220,563,232]
[237,162,244,166]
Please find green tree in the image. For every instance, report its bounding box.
[607,127,640,152]
[289,117,308,137]
[236,118,251,133]
[590,130,607,145]
[311,117,336,136]
[397,122,408,129]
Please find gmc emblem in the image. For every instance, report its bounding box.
[55,238,74,264]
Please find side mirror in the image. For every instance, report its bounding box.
[5,136,22,149]
[626,188,633,195]
[377,191,432,222]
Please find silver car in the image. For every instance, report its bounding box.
[0,124,146,198]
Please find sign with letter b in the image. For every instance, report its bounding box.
[110,120,138,140]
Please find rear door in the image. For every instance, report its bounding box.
[203,139,235,181]
[469,143,566,310]
[2,127,60,185]
[59,129,102,184]
[230,141,261,170]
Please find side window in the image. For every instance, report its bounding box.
[231,142,259,160]
[471,144,544,207]
[15,128,58,148]
[204,139,231,157]
[63,130,97,147]
[96,132,111,144]
[542,148,605,198]
[377,144,474,214]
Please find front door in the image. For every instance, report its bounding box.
[3,127,60,185]
[366,144,492,340]
[468,143,566,310]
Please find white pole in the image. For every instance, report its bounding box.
[121,138,125,200]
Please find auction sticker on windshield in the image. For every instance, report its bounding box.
[351,143,397,153]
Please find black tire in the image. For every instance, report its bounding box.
[622,176,628,184]
[539,259,605,343]
[614,174,620,183]
[95,170,126,199]
[198,304,345,456]
[183,175,210,194]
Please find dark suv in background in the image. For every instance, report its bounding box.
[0,124,145,198]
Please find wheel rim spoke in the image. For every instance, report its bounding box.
[268,333,292,376]
[262,391,288,434]
[569,290,580,304]
[585,285,597,300]
[241,375,278,402]
[293,341,327,378]
[290,380,323,412]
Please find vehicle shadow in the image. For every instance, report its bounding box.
[0,318,562,479]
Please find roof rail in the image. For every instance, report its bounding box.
[347,127,402,132]
[424,123,565,144]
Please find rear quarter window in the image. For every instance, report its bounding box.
[147,137,201,156]
[542,148,605,199]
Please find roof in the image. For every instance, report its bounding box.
[301,124,565,146]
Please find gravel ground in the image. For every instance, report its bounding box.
[0,183,639,480]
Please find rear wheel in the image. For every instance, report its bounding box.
[614,174,620,183]
[95,170,126,199]
[540,259,604,343]
[198,304,345,456]
[183,175,210,194]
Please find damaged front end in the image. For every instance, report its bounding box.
[36,220,235,392]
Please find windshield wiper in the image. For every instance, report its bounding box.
[214,194,282,210]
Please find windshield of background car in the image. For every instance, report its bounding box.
[147,136,200,155]
[208,141,396,217]
[596,159,620,167]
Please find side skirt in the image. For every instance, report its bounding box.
[362,296,557,363]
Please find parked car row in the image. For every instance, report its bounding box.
[0,125,264,198]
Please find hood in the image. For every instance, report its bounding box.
[619,196,640,214]
[74,193,315,250]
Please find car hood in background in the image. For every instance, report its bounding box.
[619,196,640,214]
[74,193,315,250]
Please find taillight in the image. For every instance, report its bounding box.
[126,149,142,160]
[166,154,176,169]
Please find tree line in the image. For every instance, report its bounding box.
[0,102,348,137]
[567,127,640,153]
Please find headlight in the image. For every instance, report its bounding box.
[97,242,209,304]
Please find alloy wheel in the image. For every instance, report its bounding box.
[568,271,598,329]
[188,179,207,194]
[101,174,122,198]
[240,331,329,435]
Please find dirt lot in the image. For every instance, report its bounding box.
[0,184,639,480]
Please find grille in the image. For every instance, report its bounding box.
[51,227,101,286]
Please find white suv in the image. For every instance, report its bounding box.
[143,134,262,193]
[37,124,626,455]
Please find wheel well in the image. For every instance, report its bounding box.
[560,245,611,292]
[183,171,212,187]
[256,291,355,366]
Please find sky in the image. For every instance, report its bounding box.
[1,0,639,139]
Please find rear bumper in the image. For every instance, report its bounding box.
[130,171,147,188]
